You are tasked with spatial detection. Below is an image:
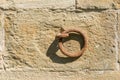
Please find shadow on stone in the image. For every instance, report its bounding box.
[46,33,85,64]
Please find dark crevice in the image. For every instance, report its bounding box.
[11,55,33,68]
[75,8,108,13]
[75,0,77,9]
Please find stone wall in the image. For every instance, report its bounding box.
[0,0,120,80]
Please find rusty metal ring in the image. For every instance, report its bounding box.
[56,28,87,57]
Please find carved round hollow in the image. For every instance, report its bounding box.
[57,29,87,57]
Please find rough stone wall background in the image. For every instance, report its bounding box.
[0,0,120,80]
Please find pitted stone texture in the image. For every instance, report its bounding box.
[118,12,120,65]
[113,0,120,9]
[13,0,75,9]
[0,0,15,10]
[76,0,120,10]
[0,71,120,80]
[4,9,116,71]
[62,11,116,70]
[0,0,10,8]
[0,14,3,52]
[0,13,4,70]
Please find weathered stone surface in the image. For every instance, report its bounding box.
[0,0,119,79]
[12,0,75,9]
[0,0,6,4]
[118,12,120,66]
[0,12,4,70]
[0,71,120,80]
[113,0,120,9]
[76,0,120,10]
[0,0,13,9]
[0,13,3,52]
[4,9,116,71]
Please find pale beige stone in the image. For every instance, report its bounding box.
[0,13,4,70]
[0,0,119,79]
[118,12,120,66]
[113,0,120,9]
[0,14,2,52]
[13,0,75,9]
[4,9,117,71]
[0,0,6,4]
[76,0,120,10]
[0,71,120,80]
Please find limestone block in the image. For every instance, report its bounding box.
[4,9,116,71]
[0,71,120,80]
[76,0,120,10]
[13,0,75,9]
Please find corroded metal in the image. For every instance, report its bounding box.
[56,28,87,57]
